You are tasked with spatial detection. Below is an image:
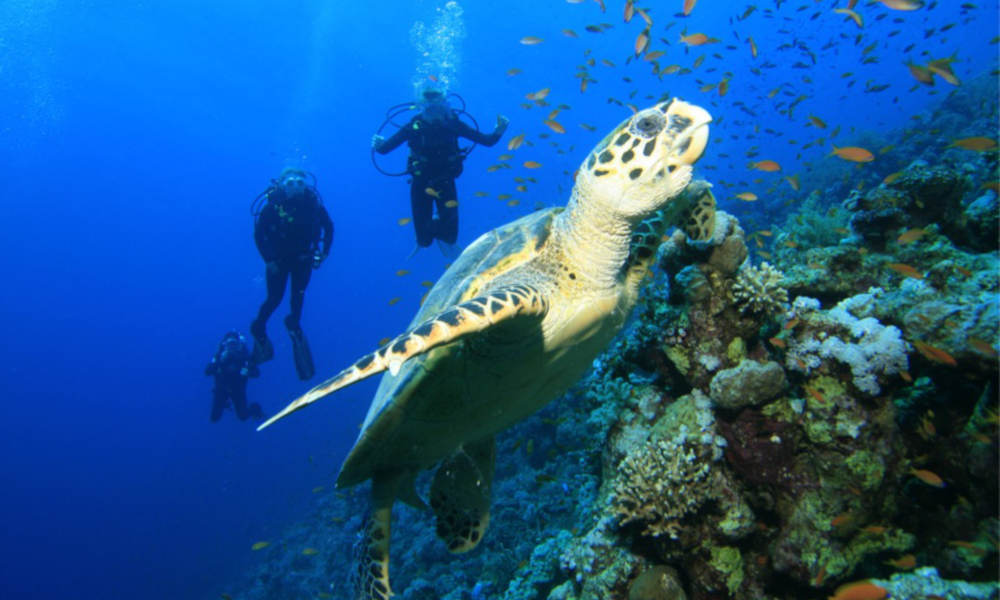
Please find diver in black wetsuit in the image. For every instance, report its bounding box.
[249,168,333,380]
[205,330,262,422]
[372,89,508,252]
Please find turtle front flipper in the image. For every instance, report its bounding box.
[430,436,495,554]
[257,286,549,430]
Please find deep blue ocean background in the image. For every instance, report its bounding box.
[0,1,995,599]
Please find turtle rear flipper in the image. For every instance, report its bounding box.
[430,436,495,554]
[258,286,549,430]
[353,476,395,600]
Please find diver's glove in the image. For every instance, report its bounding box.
[371,134,385,150]
[312,252,327,269]
[496,115,510,134]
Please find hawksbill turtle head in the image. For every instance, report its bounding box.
[577,98,711,219]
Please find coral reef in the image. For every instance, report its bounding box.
[731,261,789,316]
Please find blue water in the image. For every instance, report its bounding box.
[0,1,995,598]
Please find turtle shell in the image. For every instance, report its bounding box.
[337,207,562,487]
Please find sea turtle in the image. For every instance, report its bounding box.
[258,98,714,599]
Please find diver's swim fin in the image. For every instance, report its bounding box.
[286,323,315,380]
[250,320,274,364]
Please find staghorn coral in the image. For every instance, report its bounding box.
[732,261,789,315]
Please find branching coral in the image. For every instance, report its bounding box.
[732,261,789,315]
[610,392,726,539]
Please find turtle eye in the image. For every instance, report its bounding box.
[630,110,665,139]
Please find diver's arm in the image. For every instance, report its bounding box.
[318,205,333,257]
[455,115,509,147]
[374,120,413,154]
[254,204,278,262]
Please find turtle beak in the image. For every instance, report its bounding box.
[665,100,712,168]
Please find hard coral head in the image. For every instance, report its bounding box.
[578,98,711,219]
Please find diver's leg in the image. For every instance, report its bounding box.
[286,259,313,330]
[251,263,288,362]
[210,385,226,422]
[231,378,250,420]
[436,178,459,244]
[410,178,434,248]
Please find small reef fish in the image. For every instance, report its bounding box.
[378,337,391,346]
[927,58,961,85]
[474,191,489,197]
[562,29,578,38]
[949,137,997,151]
[968,338,998,358]
[634,28,650,56]
[750,160,782,172]
[395,269,409,277]
[424,187,441,198]
[388,297,402,306]
[680,32,713,46]
[909,467,946,487]
[912,340,958,367]
[525,87,550,100]
[506,68,521,77]
[444,200,459,208]
[508,133,526,150]
[523,161,542,169]
[896,228,926,244]
[833,8,864,28]
[828,581,888,600]
[880,0,924,9]
[886,263,923,279]
[544,120,566,134]
[251,541,270,551]
[784,174,801,190]
[884,554,917,569]
[519,36,544,45]
[397,217,411,226]
[862,525,888,534]
[735,192,758,201]
[302,547,319,556]
[808,115,828,129]
[830,146,874,162]
[948,540,988,554]
[906,62,935,85]
[683,0,697,16]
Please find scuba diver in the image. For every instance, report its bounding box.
[204,330,263,423]
[249,168,333,380]
[371,88,509,254]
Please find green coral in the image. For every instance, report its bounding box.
[709,546,744,595]
[845,450,885,492]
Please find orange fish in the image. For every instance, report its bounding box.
[634,28,650,56]
[757,229,773,237]
[424,187,441,198]
[906,62,935,85]
[784,240,799,248]
[784,174,801,191]
[968,337,998,358]
[544,120,566,134]
[808,115,828,129]
[525,87,550,101]
[735,192,758,201]
[769,337,787,349]
[883,172,902,185]
[680,32,712,46]
[718,78,730,96]
[805,386,826,404]
[912,340,957,367]
[562,29,578,38]
[506,68,522,77]
[948,540,987,554]
[388,296,402,306]
[831,146,875,162]
[397,217,411,226]
[644,50,665,61]
[831,513,853,527]
[887,262,923,279]
[927,58,961,85]
[829,581,888,600]
[896,228,926,244]
[885,554,917,570]
[683,0,697,16]
[862,525,888,534]
[909,467,946,487]
[519,36,543,45]
[624,0,634,22]
[834,8,864,28]
[748,36,758,58]
[784,318,800,330]
[880,0,924,9]
[949,137,997,151]
[751,160,782,172]
[523,161,542,169]
[507,134,525,151]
